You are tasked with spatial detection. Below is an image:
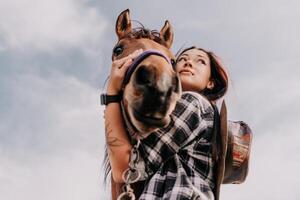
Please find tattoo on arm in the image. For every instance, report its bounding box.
[105,120,126,153]
[107,137,125,147]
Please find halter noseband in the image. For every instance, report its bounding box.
[122,50,173,87]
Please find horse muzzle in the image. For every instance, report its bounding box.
[133,108,170,127]
[122,50,181,137]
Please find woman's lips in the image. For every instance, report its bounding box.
[179,69,193,75]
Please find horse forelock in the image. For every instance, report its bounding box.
[123,26,167,47]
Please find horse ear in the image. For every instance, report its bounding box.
[116,9,132,39]
[160,20,174,49]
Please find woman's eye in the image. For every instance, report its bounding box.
[177,57,186,62]
[113,45,124,56]
[197,59,205,65]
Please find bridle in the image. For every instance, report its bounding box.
[122,49,176,87]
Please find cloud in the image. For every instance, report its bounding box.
[0,0,109,196]
[0,71,105,152]
[226,59,300,131]
[0,149,108,200]
[0,71,108,199]
[0,0,107,52]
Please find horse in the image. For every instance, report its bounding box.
[106,9,181,199]
[113,9,181,139]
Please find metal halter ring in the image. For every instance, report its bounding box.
[117,191,135,200]
[122,168,141,184]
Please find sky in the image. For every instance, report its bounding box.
[0,0,300,199]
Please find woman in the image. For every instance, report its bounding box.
[104,46,228,199]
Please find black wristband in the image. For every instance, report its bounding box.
[100,92,123,105]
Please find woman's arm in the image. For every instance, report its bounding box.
[104,100,131,183]
[104,49,142,183]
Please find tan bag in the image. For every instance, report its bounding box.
[223,120,253,184]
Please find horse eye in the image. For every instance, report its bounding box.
[113,45,124,56]
[170,59,176,69]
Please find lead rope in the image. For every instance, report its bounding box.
[117,140,141,200]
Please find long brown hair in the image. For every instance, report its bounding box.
[176,46,228,101]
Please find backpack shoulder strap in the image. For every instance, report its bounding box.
[211,100,228,200]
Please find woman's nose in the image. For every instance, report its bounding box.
[184,60,192,68]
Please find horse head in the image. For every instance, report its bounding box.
[112,9,181,138]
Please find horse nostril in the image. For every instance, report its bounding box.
[135,65,151,86]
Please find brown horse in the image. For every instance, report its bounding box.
[107,9,181,199]
[113,9,181,139]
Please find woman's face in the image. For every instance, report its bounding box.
[176,48,214,92]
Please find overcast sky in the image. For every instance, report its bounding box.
[1,0,300,199]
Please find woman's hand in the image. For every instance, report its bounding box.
[107,49,143,95]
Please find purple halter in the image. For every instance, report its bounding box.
[122,50,171,87]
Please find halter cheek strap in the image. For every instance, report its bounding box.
[122,50,172,87]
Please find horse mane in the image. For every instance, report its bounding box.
[103,146,110,183]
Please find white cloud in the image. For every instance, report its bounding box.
[1,71,105,152]
[0,150,109,200]
[0,0,107,52]
[226,59,300,130]
[0,72,109,199]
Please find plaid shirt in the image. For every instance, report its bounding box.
[131,92,215,200]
